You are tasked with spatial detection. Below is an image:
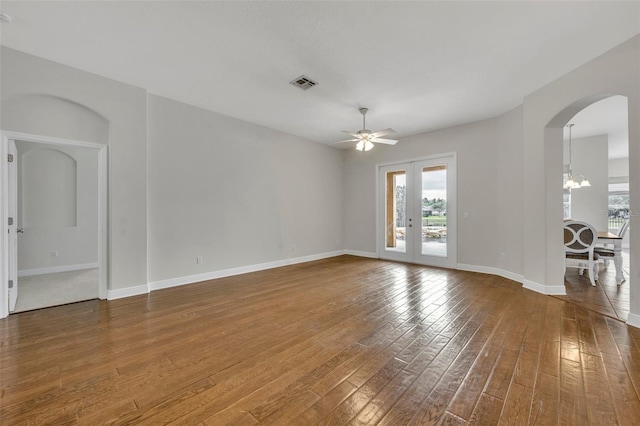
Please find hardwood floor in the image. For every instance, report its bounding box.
[1,255,639,425]
[560,250,631,321]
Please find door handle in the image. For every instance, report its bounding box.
[17,228,24,234]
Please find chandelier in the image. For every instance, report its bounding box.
[564,123,591,189]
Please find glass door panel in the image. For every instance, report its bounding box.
[414,156,456,268]
[420,165,447,258]
[379,163,413,263]
[385,170,406,254]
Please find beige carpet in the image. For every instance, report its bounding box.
[13,268,99,313]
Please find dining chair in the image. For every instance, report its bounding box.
[596,219,629,269]
[564,220,599,286]
[598,219,628,248]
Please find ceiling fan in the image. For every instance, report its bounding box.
[335,108,397,151]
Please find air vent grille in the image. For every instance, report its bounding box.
[0,12,14,23]
[289,75,318,91]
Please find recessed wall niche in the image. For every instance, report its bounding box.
[21,148,77,227]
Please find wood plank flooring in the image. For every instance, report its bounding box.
[560,250,630,321]
[1,255,639,425]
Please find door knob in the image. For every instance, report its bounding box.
[17,228,24,233]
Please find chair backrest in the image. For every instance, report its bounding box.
[564,220,597,254]
[618,220,629,238]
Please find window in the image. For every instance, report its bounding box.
[608,182,629,229]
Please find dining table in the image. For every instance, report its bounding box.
[597,231,624,284]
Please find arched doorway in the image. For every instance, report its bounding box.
[552,96,631,320]
[1,94,109,316]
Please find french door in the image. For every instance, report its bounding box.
[378,154,457,268]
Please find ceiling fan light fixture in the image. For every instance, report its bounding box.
[355,140,374,151]
[334,107,397,151]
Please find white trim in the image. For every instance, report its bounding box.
[18,262,99,277]
[376,151,458,168]
[107,285,149,300]
[97,145,108,300]
[626,313,640,329]
[0,135,9,318]
[1,131,105,150]
[149,251,345,291]
[345,250,378,258]
[456,263,524,284]
[523,279,567,295]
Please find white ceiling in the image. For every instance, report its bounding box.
[0,1,638,150]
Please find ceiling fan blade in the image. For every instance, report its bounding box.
[333,138,359,144]
[342,130,360,138]
[371,138,398,145]
[371,128,395,138]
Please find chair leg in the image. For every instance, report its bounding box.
[589,260,598,287]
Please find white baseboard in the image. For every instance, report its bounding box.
[18,262,99,277]
[107,284,149,300]
[456,263,524,284]
[148,250,346,292]
[627,313,640,329]
[523,279,566,295]
[344,250,378,259]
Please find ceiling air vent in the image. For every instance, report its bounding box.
[289,75,318,91]
[0,12,14,23]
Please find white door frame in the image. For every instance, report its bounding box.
[1,131,108,318]
[8,140,17,311]
[376,152,457,268]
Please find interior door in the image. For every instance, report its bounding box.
[8,139,18,311]
[379,155,456,268]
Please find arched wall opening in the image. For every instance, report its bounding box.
[544,93,634,322]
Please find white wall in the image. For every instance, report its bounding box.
[1,46,148,291]
[494,107,524,275]
[343,34,639,319]
[343,106,524,276]
[1,35,638,325]
[609,157,629,179]
[16,141,99,272]
[1,47,346,295]
[566,135,608,230]
[524,35,639,322]
[147,95,343,283]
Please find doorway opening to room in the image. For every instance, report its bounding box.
[560,95,630,321]
[377,153,457,269]
[1,132,107,317]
